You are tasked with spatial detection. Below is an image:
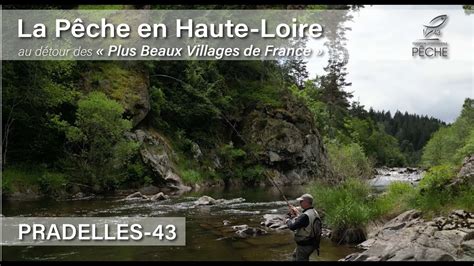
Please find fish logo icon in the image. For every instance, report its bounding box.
[423,15,448,39]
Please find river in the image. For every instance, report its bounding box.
[4,167,424,261]
[2,186,359,261]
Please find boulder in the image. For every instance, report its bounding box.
[71,192,95,201]
[124,191,149,200]
[462,240,474,257]
[342,210,474,261]
[128,129,191,193]
[149,192,169,201]
[138,185,161,195]
[124,191,169,201]
[261,214,288,229]
[234,226,268,238]
[190,142,203,160]
[232,224,249,231]
[449,156,474,188]
[195,195,217,205]
[458,156,474,183]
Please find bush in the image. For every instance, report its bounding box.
[181,169,203,183]
[418,164,456,193]
[373,165,472,218]
[2,166,44,194]
[2,177,12,196]
[2,165,69,198]
[422,98,473,167]
[240,164,265,182]
[311,178,376,230]
[326,141,374,180]
[124,158,154,187]
[38,172,68,198]
[452,186,474,211]
[51,92,137,191]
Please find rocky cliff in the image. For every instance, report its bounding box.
[241,94,331,185]
[85,64,331,191]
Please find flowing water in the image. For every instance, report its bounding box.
[368,167,424,191]
[2,186,359,261]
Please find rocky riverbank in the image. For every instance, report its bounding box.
[342,209,474,261]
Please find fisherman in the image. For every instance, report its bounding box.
[285,193,322,261]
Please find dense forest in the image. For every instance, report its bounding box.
[365,109,444,165]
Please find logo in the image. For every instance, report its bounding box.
[412,15,449,58]
[423,15,448,40]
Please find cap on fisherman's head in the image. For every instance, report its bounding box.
[296,193,313,204]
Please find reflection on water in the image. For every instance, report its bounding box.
[3,186,359,261]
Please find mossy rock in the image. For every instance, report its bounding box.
[80,62,150,126]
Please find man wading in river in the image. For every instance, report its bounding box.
[285,193,322,261]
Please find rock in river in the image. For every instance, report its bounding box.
[341,210,474,261]
[194,196,246,206]
[232,224,268,238]
[125,191,149,200]
[195,196,217,205]
[124,191,169,201]
[261,214,288,230]
[149,192,169,201]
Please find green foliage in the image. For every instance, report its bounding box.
[219,143,247,160]
[52,92,138,191]
[367,109,444,165]
[422,98,474,167]
[3,166,44,190]
[240,164,265,182]
[290,82,330,135]
[2,177,12,195]
[347,117,406,166]
[291,80,406,168]
[38,172,67,198]
[124,158,154,187]
[418,164,456,192]
[375,182,416,219]
[455,130,474,163]
[80,62,148,117]
[181,169,203,183]
[2,165,66,197]
[149,86,167,128]
[326,141,374,180]
[311,178,377,230]
[312,170,472,233]
[408,185,474,217]
[2,61,78,164]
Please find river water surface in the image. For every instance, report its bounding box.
[3,186,359,261]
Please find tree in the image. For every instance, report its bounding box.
[52,92,138,191]
[2,61,77,167]
[318,59,353,138]
[422,98,474,167]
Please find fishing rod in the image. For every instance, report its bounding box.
[264,171,291,207]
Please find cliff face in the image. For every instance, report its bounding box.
[241,94,331,185]
[82,64,331,189]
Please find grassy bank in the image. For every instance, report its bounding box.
[310,166,473,244]
[2,165,68,198]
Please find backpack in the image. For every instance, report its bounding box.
[312,217,322,256]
